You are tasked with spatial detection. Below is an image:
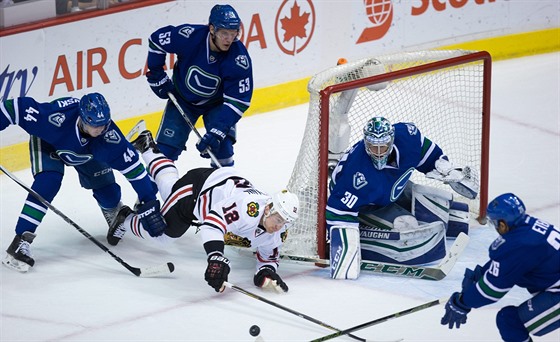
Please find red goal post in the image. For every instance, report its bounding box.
[285,50,491,259]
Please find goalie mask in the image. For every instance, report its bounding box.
[487,193,526,229]
[363,117,394,170]
[266,190,299,227]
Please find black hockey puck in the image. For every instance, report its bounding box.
[249,325,260,336]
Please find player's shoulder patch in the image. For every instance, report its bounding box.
[48,113,66,127]
[404,122,418,135]
[246,201,260,217]
[178,25,195,39]
[491,235,506,250]
[353,171,368,190]
[103,129,121,144]
[235,54,250,70]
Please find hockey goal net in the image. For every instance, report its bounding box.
[285,50,491,259]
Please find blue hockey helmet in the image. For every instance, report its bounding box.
[79,93,111,127]
[487,193,526,228]
[209,4,241,31]
[363,117,395,170]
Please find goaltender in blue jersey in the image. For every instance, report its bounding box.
[441,193,559,341]
[0,94,163,273]
[146,4,253,166]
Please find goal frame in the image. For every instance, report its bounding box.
[314,51,492,259]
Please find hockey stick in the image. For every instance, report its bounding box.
[0,165,175,277]
[231,232,469,281]
[310,297,447,342]
[167,92,222,168]
[223,282,369,342]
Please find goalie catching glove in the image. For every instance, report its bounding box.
[253,265,288,293]
[205,252,230,292]
[426,156,479,199]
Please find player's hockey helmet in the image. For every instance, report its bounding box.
[209,4,241,31]
[269,190,299,225]
[487,193,526,228]
[79,93,111,127]
[363,117,395,170]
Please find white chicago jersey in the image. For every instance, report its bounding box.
[194,168,284,271]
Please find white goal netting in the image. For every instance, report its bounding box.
[284,50,491,258]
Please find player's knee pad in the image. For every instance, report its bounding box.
[330,226,361,279]
[497,305,530,342]
[411,183,452,228]
[31,171,63,203]
[448,201,469,237]
[92,183,122,210]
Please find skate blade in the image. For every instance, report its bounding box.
[2,254,31,273]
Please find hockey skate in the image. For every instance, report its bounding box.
[107,205,133,246]
[2,231,36,272]
[130,130,159,154]
[100,201,123,228]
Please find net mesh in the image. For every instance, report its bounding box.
[285,50,488,258]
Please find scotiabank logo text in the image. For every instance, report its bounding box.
[412,0,496,16]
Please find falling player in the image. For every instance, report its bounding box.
[0,93,164,272]
[108,129,299,293]
[145,4,253,166]
[441,193,559,341]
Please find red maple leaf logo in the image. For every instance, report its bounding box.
[279,1,310,42]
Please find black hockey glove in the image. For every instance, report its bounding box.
[136,199,166,237]
[253,265,288,293]
[441,292,471,329]
[146,70,175,100]
[205,253,230,292]
[196,128,226,158]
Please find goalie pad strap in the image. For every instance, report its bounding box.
[330,226,361,279]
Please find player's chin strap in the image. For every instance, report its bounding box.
[425,157,479,200]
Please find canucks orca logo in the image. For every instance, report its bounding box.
[405,123,418,135]
[390,167,414,202]
[186,66,221,97]
[353,172,368,190]
[56,150,93,166]
[235,55,250,70]
[246,202,259,217]
[48,113,65,127]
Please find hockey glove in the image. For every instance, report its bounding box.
[136,199,166,237]
[461,265,484,290]
[205,252,230,292]
[426,157,479,199]
[146,70,175,100]
[441,292,471,329]
[196,128,226,158]
[253,265,289,293]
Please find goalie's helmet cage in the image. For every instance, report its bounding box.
[487,193,526,227]
[270,190,299,224]
[209,4,241,31]
[363,117,395,170]
[285,50,491,259]
[79,93,111,127]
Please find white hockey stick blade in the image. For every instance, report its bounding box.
[125,119,147,141]
[436,232,470,276]
[138,262,175,278]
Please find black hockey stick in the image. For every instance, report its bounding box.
[310,297,447,342]
[224,282,369,342]
[167,92,222,168]
[0,165,174,277]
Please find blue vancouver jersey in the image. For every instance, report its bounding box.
[147,24,253,133]
[0,97,156,203]
[326,122,444,231]
[462,216,560,308]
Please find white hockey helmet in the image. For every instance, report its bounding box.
[268,190,299,224]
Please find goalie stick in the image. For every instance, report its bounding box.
[231,232,469,281]
[310,297,448,342]
[0,164,174,278]
[224,282,396,342]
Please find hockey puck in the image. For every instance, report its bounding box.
[249,325,260,336]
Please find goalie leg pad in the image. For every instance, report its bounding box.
[448,201,469,237]
[412,183,451,229]
[330,226,361,279]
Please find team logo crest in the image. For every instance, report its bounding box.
[103,129,121,144]
[255,227,266,238]
[56,150,93,166]
[247,202,259,217]
[353,172,368,190]
[281,229,289,243]
[491,236,506,250]
[179,26,195,38]
[390,167,414,201]
[235,55,250,70]
[405,123,418,135]
[48,113,65,127]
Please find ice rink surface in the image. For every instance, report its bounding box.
[1,52,559,341]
